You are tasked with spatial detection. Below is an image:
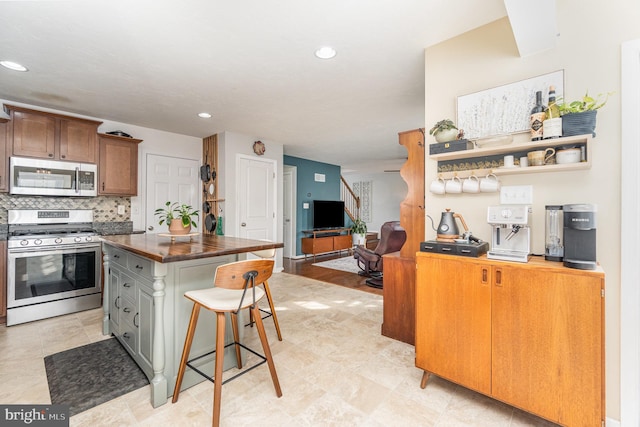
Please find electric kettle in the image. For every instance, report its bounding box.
[436,209,469,242]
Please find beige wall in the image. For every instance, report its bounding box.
[424,1,640,421]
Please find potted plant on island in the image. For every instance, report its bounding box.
[429,119,459,143]
[154,201,199,235]
[557,91,612,137]
[351,218,367,246]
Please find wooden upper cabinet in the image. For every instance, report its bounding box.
[59,118,98,162]
[7,105,101,163]
[0,121,7,192]
[98,133,142,196]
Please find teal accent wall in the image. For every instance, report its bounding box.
[284,155,345,256]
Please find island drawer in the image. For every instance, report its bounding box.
[120,272,137,302]
[120,295,137,326]
[109,248,128,267]
[127,253,152,278]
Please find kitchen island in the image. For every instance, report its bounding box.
[100,234,283,408]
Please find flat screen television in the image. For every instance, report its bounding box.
[313,200,345,229]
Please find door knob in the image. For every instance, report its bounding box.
[148,225,154,231]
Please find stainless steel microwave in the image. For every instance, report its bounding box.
[9,156,98,197]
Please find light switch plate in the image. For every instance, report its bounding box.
[500,185,533,205]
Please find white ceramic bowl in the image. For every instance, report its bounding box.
[556,148,581,164]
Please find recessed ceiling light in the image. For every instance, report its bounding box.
[198,112,212,118]
[0,60,28,72]
[314,46,337,59]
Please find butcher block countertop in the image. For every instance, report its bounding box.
[100,233,283,263]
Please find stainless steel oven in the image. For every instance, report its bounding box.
[6,209,102,326]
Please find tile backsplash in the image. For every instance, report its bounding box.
[0,194,131,224]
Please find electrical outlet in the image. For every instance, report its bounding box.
[117,205,125,215]
[500,185,533,205]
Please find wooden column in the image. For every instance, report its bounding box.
[202,134,223,235]
[381,128,425,345]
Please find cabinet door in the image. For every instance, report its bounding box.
[59,118,97,163]
[109,269,120,329]
[98,137,138,195]
[333,234,352,251]
[415,256,492,395]
[0,121,7,192]
[12,110,56,158]
[137,283,154,372]
[491,266,604,426]
[0,241,6,323]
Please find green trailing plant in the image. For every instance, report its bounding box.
[429,119,458,136]
[350,218,367,234]
[557,91,614,115]
[154,201,199,228]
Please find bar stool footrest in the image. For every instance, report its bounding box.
[186,341,268,386]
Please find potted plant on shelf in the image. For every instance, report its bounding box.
[154,201,199,235]
[429,119,459,143]
[557,91,612,137]
[351,218,367,246]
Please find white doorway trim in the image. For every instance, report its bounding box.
[283,165,297,258]
[620,38,640,427]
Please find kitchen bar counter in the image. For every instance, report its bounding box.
[101,234,283,408]
[100,233,283,263]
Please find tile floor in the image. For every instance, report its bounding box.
[0,272,559,426]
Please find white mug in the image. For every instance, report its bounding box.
[445,176,462,194]
[503,155,514,168]
[430,176,446,194]
[480,173,500,192]
[462,175,480,193]
[520,156,529,167]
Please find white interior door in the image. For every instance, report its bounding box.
[237,156,276,241]
[145,154,200,233]
[283,166,296,258]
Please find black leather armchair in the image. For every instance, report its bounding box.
[354,221,407,279]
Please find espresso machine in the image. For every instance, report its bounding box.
[487,205,531,263]
[563,203,597,270]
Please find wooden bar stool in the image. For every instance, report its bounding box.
[248,248,283,341]
[172,259,282,427]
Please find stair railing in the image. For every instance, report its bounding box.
[341,176,360,223]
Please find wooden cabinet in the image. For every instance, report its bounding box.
[0,240,6,324]
[416,252,605,427]
[0,121,7,192]
[98,133,142,196]
[7,105,102,162]
[301,228,352,260]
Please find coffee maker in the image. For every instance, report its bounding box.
[563,204,597,270]
[487,205,531,263]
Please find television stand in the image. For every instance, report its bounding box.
[301,228,352,261]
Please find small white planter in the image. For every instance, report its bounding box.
[435,128,459,143]
[352,233,366,246]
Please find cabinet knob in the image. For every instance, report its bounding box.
[48,153,53,157]
[61,154,66,159]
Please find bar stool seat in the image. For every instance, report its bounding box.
[172,259,282,427]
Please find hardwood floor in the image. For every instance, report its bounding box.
[282,252,383,296]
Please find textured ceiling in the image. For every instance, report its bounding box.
[0,0,507,172]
